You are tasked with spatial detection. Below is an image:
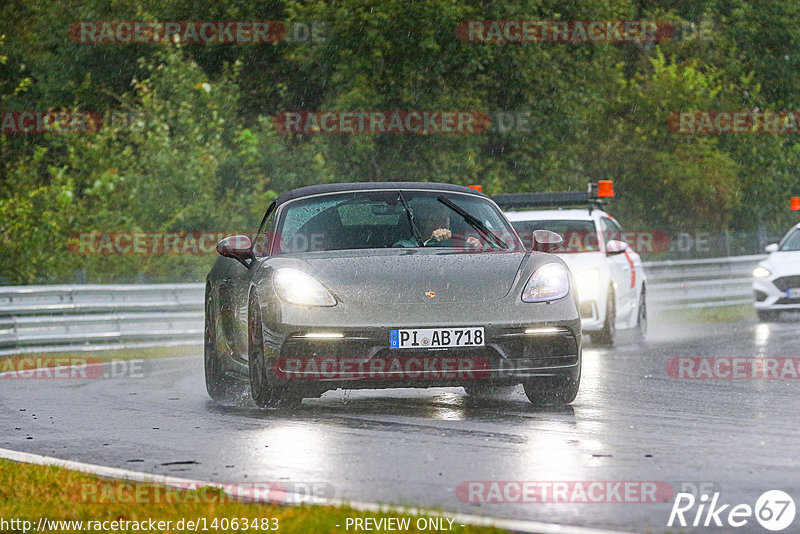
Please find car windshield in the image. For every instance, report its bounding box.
[273,190,518,253]
[511,219,599,252]
[779,229,800,251]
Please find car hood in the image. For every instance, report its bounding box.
[272,249,529,304]
[760,251,800,275]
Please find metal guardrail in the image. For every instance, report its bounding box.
[644,255,764,311]
[0,255,765,354]
[0,284,204,355]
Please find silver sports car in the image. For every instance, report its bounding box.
[204,182,582,407]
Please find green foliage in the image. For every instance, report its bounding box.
[0,148,77,283]
[585,49,743,231]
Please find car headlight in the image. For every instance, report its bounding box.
[753,266,771,278]
[273,268,337,306]
[522,263,570,302]
[574,268,601,298]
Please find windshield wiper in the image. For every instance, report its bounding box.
[397,192,424,246]
[436,196,507,250]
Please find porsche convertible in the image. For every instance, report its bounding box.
[204,182,582,407]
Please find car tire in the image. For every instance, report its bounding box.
[248,293,300,408]
[593,287,616,346]
[204,289,241,403]
[757,310,779,322]
[523,373,580,406]
[633,288,647,342]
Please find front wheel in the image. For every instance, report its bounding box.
[248,294,300,408]
[204,291,240,403]
[592,287,616,346]
[523,374,580,406]
[633,289,647,342]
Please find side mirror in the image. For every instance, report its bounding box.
[217,235,254,267]
[533,230,563,253]
[765,243,779,253]
[606,239,629,255]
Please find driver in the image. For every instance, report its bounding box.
[418,210,452,245]
[394,203,481,249]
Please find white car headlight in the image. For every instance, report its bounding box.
[273,268,337,307]
[574,268,601,298]
[753,266,771,278]
[522,263,570,302]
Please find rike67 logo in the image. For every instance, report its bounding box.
[668,490,796,531]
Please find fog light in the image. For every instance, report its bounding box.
[524,327,568,335]
[296,332,344,339]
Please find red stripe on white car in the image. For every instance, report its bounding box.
[623,250,636,289]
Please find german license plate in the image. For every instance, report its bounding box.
[389,327,484,349]
[788,288,800,298]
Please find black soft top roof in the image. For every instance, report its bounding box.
[274,182,487,206]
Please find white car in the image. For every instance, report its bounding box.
[753,222,800,320]
[496,187,647,346]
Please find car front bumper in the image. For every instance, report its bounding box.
[257,322,581,392]
[244,287,582,392]
[753,277,800,311]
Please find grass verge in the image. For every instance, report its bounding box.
[0,459,506,533]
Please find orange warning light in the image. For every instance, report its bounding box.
[597,180,614,198]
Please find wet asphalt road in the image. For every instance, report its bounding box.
[2,315,800,533]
